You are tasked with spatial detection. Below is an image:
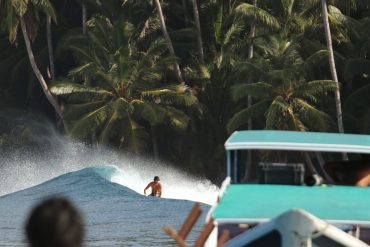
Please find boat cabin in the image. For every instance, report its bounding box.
[205,130,370,247]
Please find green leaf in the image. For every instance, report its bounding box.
[230,82,273,101]
[141,85,198,107]
[70,104,112,140]
[132,100,167,126]
[227,100,270,133]
[235,3,280,30]
[64,101,107,121]
[293,98,335,132]
[50,82,113,103]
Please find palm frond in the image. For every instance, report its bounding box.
[98,110,122,145]
[230,82,273,101]
[141,85,198,107]
[295,80,337,101]
[293,98,335,132]
[3,1,19,43]
[12,0,28,16]
[235,3,280,30]
[223,21,243,46]
[69,104,112,140]
[265,96,290,130]
[50,81,113,103]
[97,98,131,145]
[303,49,329,72]
[31,0,57,21]
[138,16,161,42]
[120,114,148,154]
[64,101,107,121]
[165,106,190,130]
[281,0,295,16]
[132,100,167,126]
[227,100,270,133]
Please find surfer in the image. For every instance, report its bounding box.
[144,176,162,197]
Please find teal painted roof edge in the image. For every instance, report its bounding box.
[225,130,370,153]
[212,184,370,226]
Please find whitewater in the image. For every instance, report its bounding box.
[0,118,219,246]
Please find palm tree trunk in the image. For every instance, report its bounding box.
[153,0,184,83]
[321,0,347,159]
[247,0,257,129]
[20,17,67,131]
[244,0,257,180]
[46,15,55,79]
[82,4,87,34]
[321,0,344,133]
[192,0,204,64]
[182,0,189,25]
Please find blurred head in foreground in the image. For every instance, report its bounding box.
[25,197,84,247]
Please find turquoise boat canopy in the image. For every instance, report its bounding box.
[225,130,370,153]
[212,184,370,226]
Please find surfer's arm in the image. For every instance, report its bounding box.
[144,182,152,195]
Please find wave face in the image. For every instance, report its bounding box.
[0,165,212,246]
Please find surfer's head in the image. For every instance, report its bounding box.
[154,176,160,182]
[25,197,84,247]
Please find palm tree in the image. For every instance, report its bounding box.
[192,0,204,64]
[228,36,337,133]
[321,0,345,135]
[342,17,370,133]
[46,15,56,79]
[82,2,87,34]
[1,0,66,130]
[51,17,197,153]
[153,0,184,83]
[239,0,258,177]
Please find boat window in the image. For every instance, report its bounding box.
[312,236,346,247]
[242,230,282,247]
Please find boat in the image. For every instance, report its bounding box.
[164,130,370,246]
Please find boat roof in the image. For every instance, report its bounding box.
[225,130,370,153]
[212,184,370,226]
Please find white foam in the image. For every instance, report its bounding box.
[0,139,218,205]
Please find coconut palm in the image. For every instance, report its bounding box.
[51,17,197,153]
[153,0,184,83]
[192,0,204,64]
[46,15,55,79]
[341,17,370,133]
[321,0,344,134]
[1,0,66,129]
[228,36,337,133]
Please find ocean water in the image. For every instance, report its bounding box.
[0,164,217,246]
[0,131,218,246]
[0,165,217,246]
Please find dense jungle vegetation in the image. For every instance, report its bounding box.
[0,0,369,182]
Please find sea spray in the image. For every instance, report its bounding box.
[0,113,218,205]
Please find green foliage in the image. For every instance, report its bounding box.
[0,0,369,180]
[51,16,198,152]
[228,36,337,133]
[1,0,56,43]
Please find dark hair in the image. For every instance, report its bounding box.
[154,176,160,181]
[25,197,84,247]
